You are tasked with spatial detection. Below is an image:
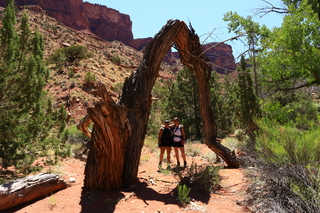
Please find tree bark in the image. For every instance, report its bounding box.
[79,19,239,191]
[0,173,67,211]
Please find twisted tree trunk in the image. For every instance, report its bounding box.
[79,19,239,191]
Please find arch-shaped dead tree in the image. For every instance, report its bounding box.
[78,19,239,190]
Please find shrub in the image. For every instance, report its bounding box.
[186,145,201,157]
[84,71,96,85]
[174,163,221,195]
[48,45,90,67]
[111,55,122,65]
[177,184,191,206]
[256,119,320,165]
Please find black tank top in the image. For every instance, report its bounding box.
[161,127,172,141]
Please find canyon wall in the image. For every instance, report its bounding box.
[0,0,236,71]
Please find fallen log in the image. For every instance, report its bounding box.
[0,173,68,211]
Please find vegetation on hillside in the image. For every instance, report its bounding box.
[0,0,68,173]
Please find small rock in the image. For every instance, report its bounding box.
[68,177,76,183]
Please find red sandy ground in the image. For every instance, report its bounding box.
[3,144,250,213]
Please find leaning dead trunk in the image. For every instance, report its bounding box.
[174,24,239,168]
[0,173,67,211]
[79,19,239,191]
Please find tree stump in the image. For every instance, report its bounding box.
[0,173,67,211]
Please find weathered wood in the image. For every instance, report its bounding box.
[79,19,239,191]
[84,84,131,190]
[174,23,240,168]
[0,173,67,211]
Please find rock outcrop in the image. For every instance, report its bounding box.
[203,42,236,73]
[132,37,152,51]
[0,0,236,72]
[83,2,133,46]
[0,0,89,30]
[0,0,133,46]
[170,42,236,73]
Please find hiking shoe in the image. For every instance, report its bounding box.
[184,161,188,168]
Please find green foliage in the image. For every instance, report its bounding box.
[258,0,320,90]
[210,72,239,137]
[147,80,171,136]
[261,90,318,128]
[84,71,96,84]
[185,145,201,157]
[236,56,259,135]
[177,184,190,206]
[256,119,320,165]
[174,163,221,195]
[0,1,67,170]
[166,67,202,139]
[111,55,122,65]
[48,45,90,68]
[112,82,124,94]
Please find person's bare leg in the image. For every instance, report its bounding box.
[166,147,171,163]
[179,147,187,167]
[159,147,166,166]
[174,147,180,166]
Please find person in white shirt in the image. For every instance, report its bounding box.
[171,117,187,168]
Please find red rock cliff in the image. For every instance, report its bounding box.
[83,2,133,46]
[0,0,134,46]
[203,42,236,73]
[0,0,236,71]
[0,0,89,30]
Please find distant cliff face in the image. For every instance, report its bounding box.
[0,0,236,72]
[0,0,89,30]
[83,2,133,46]
[203,42,236,73]
[132,37,152,51]
[0,0,134,46]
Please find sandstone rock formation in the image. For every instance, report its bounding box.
[0,0,89,30]
[203,42,236,73]
[0,0,236,72]
[84,2,133,46]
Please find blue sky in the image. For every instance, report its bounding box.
[85,0,285,58]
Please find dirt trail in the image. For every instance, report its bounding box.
[3,144,249,213]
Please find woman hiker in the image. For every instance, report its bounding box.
[158,120,173,170]
[171,117,187,168]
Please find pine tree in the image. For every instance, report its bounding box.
[167,67,202,139]
[236,55,259,139]
[0,0,67,170]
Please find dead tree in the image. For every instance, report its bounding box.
[0,173,67,211]
[78,19,239,191]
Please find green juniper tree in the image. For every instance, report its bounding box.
[167,67,202,139]
[0,0,67,171]
[210,71,238,138]
[236,56,259,140]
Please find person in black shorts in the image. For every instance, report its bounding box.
[158,120,173,169]
[171,117,187,168]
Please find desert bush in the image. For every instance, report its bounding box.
[185,145,201,157]
[244,163,320,213]
[177,184,191,206]
[245,118,320,212]
[84,71,96,85]
[111,55,122,65]
[256,119,320,165]
[48,45,91,67]
[174,163,221,195]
